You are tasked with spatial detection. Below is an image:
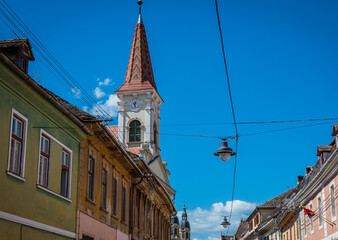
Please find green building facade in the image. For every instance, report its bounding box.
[0,39,88,239]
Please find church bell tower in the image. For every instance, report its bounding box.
[114,0,174,196]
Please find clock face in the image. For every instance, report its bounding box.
[130,100,140,111]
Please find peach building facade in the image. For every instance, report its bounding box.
[299,125,338,240]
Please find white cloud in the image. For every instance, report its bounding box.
[179,200,256,240]
[72,88,81,99]
[94,87,106,99]
[91,94,119,117]
[99,77,113,86]
[208,237,219,240]
[83,106,89,112]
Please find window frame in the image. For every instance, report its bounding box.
[112,174,118,216]
[303,210,307,238]
[38,134,50,188]
[121,183,127,222]
[7,109,28,180]
[309,202,314,234]
[87,155,95,201]
[60,149,71,198]
[129,120,141,143]
[37,129,73,200]
[101,167,108,210]
[330,181,336,221]
[317,194,323,229]
[16,53,28,73]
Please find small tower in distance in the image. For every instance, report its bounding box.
[170,203,191,240]
[180,203,191,240]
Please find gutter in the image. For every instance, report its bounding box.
[0,52,92,136]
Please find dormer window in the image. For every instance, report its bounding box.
[16,54,27,73]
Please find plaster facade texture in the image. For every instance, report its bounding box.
[77,125,136,240]
[78,211,117,240]
[0,51,86,239]
[301,174,338,240]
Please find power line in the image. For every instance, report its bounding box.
[214,0,238,231]
[161,117,338,127]
[0,0,126,144]
[159,121,336,140]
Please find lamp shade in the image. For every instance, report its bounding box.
[220,216,230,228]
[214,140,236,162]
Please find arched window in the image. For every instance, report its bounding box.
[129,120,141,142]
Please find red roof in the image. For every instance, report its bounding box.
[127,148,142,156]
[107,125,142,156]
[107,125,119,139]
[116,17,157,93]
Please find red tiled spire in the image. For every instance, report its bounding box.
[116,9,157,93]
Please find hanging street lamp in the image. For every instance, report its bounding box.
[220,216,230,228]
[214,138,236,162]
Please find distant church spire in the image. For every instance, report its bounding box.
[116,0,157,93]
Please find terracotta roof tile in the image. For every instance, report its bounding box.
[127,148,142,156]
[107,125,119,139]
[116,19,157,93]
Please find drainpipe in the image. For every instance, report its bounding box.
[298,209,303,240]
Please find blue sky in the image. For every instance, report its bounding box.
[1,0,338,239]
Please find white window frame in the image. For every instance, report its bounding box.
[37,129,73,200]
[7,109,28,180]
[309,202,314,234]
[303,209,307,238]
[329,181,336,221]
[317,194,323,229]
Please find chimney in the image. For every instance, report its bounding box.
[305,167,313,176]
[297,175,304,184]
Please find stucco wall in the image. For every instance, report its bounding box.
[0,59,85,237]
[77,211,118,240]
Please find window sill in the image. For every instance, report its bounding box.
[6,171,25,182]
[86,197,96,206]
[111,214,119,220]
[100,207,109,214]
[332,216,337,222]
[37,185,71,202]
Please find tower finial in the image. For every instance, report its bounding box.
[137,0,143,24]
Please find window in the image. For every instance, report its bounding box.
[309,203,314,233]
[174,228,177,236]
[129,120,141,142]
[101,168,107,209]
[303,211,307,237]
[82,235,94,240]
[38,135,50,187]
[330,184,336,219]
[8,110,27,177]
[122,184,126,222]
[318,196,323,228]
[60,150,70,197]
[16,54,27,73]
[87,156,95,201]
[112,175,118,215]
